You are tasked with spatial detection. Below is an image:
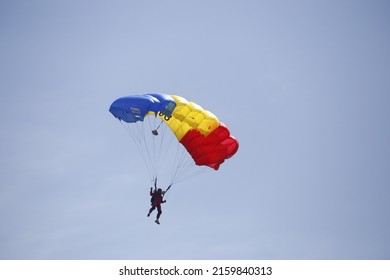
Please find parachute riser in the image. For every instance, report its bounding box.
[164,184,172,194]
[153,177,172,194]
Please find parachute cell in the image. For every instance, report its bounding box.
[180,123,239,170]
[162,95,219,140]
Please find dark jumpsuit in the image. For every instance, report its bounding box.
[148,190,164,219]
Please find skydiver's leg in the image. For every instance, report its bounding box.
[148,206,156,217]
[156,205,162,220]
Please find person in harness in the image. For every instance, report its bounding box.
[147,185,167,225]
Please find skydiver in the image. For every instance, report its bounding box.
[147,186,166,225]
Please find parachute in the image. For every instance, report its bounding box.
[109,93,239,188]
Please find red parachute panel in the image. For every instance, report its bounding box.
[180,123,239,170]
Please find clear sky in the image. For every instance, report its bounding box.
[1,0,389,259]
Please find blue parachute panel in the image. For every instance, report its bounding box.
[146,93,176,118]
[109,93,176,123]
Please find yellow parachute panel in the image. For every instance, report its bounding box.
[160,95,220,141]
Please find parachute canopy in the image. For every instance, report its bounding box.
[110,93,239,171]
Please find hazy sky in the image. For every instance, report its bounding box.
[1,0,389,259]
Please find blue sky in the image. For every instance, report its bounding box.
[1,0,389,259]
